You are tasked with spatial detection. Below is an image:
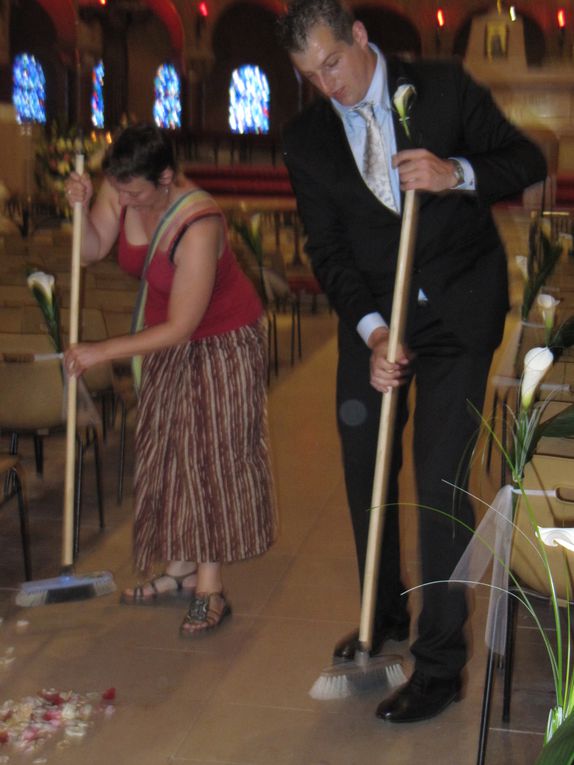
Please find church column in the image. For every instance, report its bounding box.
[101,9,129,130]
[0,0,11,103]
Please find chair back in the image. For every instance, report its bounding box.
[60,307,115,393]
[0,333,64,431]
[510,454,574,600]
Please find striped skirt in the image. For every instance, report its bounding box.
[132,320,277,569]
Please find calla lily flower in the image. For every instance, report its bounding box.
[537,527,574,553]
[392,83,416,139]
[515,255,529,281]
[27,270,61,352]
[520,346,554,411]
[27,271,55,307]
[250,213,261,240]
[537,293,560,344]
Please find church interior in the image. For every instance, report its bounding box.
[0,0,574,762]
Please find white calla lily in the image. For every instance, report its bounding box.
[520,346,554,410]
[392,83,416,139]
[537,293,560,335]
[27,271,55,307]
[27,270,61,352]
[250,213,261,240]
[515,255,529,281]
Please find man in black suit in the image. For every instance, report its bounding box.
[277,0,546,723]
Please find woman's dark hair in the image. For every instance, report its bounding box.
[102,123,177,185]
[276,0,354,53]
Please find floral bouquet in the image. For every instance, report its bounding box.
[35,123,109,216]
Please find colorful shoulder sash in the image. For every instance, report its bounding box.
[130,188,218,391]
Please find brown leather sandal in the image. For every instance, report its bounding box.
[120,570,197,606]
[179,592,232,636]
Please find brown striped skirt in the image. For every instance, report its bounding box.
[132,319,277,569]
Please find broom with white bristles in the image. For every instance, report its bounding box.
[309,190,418,700]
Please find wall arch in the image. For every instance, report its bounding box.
[355,5,422,57]
[10,0,66,124]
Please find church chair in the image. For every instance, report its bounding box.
[0,332,105,559]
[0,452,31,580]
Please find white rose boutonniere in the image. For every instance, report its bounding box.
[392,83,416,140]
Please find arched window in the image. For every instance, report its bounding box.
[153,64,181,129]
[12,53,46,124]
[91,60,104,129]
[228,65,269,134]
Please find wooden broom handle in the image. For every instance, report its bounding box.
[62,153,84,569]
[358,189,419,651]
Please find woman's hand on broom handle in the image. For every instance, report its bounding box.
[64,342,107,377]
[64,171,93,210]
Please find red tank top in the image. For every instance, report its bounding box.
[117,205,262,341]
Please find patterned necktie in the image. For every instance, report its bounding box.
[353,102,398,213]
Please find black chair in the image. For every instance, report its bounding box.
[0,453,32,580]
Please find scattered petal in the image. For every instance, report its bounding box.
[0,686,116,756]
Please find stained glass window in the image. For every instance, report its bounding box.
[229,65,269,135]
[12,53,46,124]
[153,64,181,130]
[91,60,104,129]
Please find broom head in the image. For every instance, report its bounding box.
[16,570,116,607]
[309,653,406,700]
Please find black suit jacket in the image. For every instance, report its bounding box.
[283,57,547,352]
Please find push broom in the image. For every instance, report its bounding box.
[310,189,419,699]
[16,152,116,607]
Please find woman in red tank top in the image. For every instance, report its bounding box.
[65,125,277,636]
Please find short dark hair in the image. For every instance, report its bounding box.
[102,123,176,185]
[276,0,355,53]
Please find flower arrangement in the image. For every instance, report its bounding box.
[517,216,563,321]
[447,344,574,763]
[26,270,62,353]
[231,213,267,300]
[34,123,110,216]
[232,214,263,266]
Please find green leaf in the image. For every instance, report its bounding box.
[536,404,574,440]
[551,316,574,360]
[536,713,574,764]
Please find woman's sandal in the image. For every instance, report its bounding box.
[179,592,232,637]
[120,570,198,606]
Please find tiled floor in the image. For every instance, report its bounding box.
[0,207,561,763]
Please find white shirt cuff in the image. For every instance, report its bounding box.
[357,312,388,345]
[451,156,476,191]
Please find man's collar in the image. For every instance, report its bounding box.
[331,45,388,125]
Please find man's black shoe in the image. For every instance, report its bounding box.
[333,622,409,661]
[375,670,462,723]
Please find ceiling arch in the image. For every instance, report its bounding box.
[34,0,184,65]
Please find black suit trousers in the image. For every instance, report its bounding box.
[336,304,493,677]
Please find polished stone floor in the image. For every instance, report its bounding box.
[0,207,562,764]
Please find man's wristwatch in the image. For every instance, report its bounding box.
[451,159,465,189]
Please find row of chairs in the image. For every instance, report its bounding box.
[0,321,134,579]
[477,213,574,763]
